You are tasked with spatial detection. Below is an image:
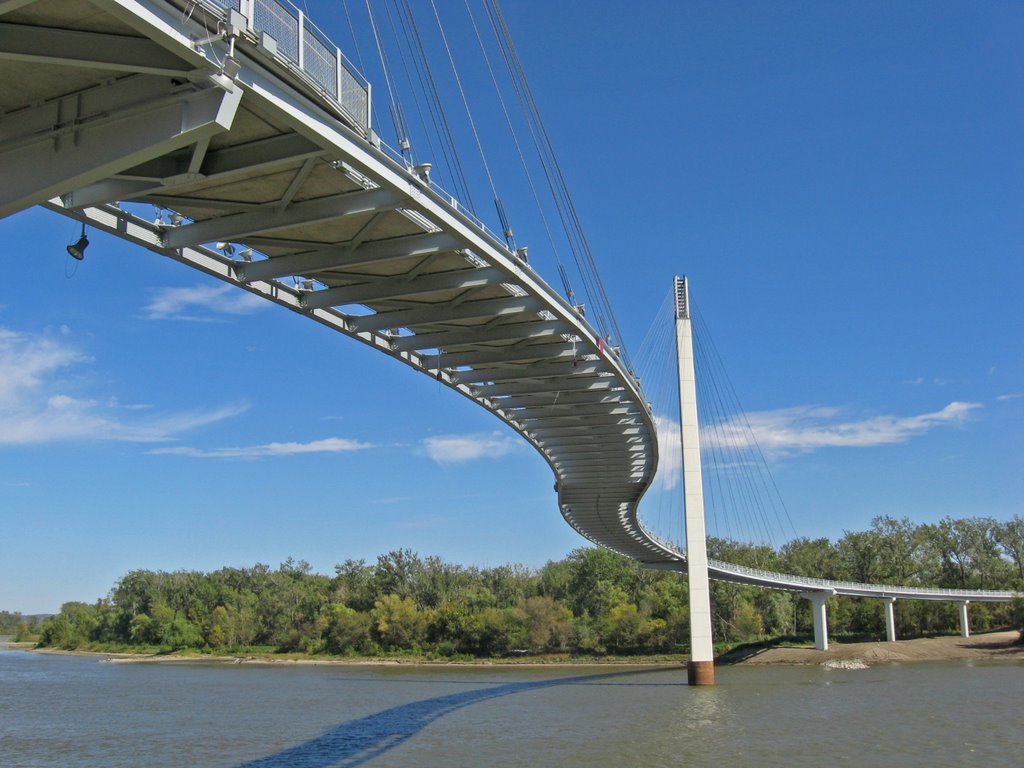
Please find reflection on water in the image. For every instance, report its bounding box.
[1,649,1021,768]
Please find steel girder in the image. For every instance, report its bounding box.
[0,73,242,219]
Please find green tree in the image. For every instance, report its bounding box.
[994,516,1024,583]
[371,594,425,650]
[323,604,372,654]
[518,595,573,652]
[371,550,423,603]
[781,538,839,580]
[601,604,666,654]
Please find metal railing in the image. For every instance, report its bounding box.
[188,0,370,131]
[641,528,1014,599]
[708,558,1017,599]
[183,0,508,265]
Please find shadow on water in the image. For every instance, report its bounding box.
[235,667,680,768]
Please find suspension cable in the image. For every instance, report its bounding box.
[428,0,512,247]
[485,0,633,371]
[395,0,476,211]
[342,0,366,74]
[463,0,569,287]
[633,288,799,554]
[365,0,409,158]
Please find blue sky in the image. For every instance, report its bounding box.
[1,1,1021,612]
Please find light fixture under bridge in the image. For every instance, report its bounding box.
[67,223,89,261]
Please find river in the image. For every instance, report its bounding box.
[0,647,1020,767]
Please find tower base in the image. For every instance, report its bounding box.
[687,660,715,686]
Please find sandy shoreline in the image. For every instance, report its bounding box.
[7,630,1021,668]
[719,630,1024,666]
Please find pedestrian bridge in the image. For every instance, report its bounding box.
[1,0,1013,653]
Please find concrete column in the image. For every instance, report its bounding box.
[801,590,833,651]
[884,597,896,642]
[674,277,714,686]
[959,601,970,638]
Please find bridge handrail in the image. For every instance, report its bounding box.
[183,0,370,131]
[642,529,1015,599]
[181,1,552,303]
[373,138,515,258]
[707,558,1017,598]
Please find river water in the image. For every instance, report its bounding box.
[0,647,1021,767]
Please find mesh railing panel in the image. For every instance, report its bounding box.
[302,25,337,99]
[185,0,370,131]
[254,0,299,64]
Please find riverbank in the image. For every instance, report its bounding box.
[12,630,1022,668]
[23,646,689,668]
[719,630,1024,666]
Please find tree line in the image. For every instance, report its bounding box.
[36,514,1023,657]
[0,611,46,642]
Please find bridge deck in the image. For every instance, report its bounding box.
[1,0,1012,604]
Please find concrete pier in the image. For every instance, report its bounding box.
[801,590,834,651]
[884,597,897,642]
[959,601,971,638]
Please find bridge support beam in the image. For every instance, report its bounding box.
[884,597,896,642]
[674,277,714,685]
[0,74,241,220]
[959,601,970,638]
[801,590,834,651]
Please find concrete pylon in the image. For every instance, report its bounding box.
[674,276,714,686]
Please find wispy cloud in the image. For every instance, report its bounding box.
[371,496,415,505]
[150,437,371,459]
[705,401,981,459]
[143,284,267,321]
[653,414,683,491]
[997,393,1022,402]
[421,432,519,464]
[396,514,450,530]
[646,400,982,483]
[0,327,244,445]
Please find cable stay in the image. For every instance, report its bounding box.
[391,0,476,211]
[352,0,634,370]
[428,0,510,248]
[341,0,367,74]
[464,0,566,264]
[483,0,633,372]
[633,286,799,561]
[365,0,411,160]
[381,0,433,166]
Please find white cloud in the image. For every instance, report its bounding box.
[0,327,244,445]
[704,401,981,459]
[422,432,519,464]
[150,437,371,459]
[646,400,982,481]
[653,414,682,491]
[996,393,1021,402]
[0,327,86,403]
[143,284,267,321]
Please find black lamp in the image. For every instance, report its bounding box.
[67,223,89,261]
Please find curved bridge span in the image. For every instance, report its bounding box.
[2,0,1013,613]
